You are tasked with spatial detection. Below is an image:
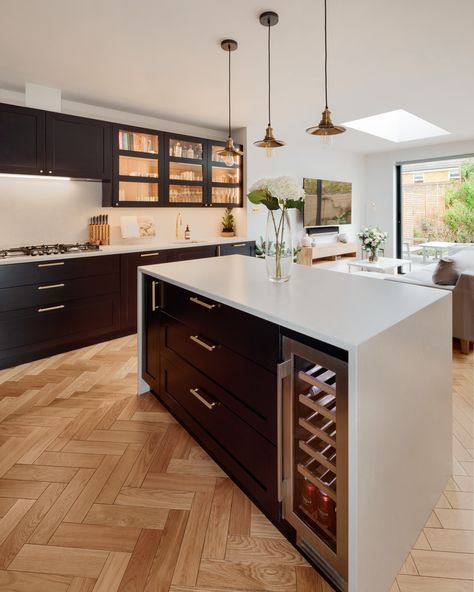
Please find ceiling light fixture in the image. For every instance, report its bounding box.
[254,11,285,157]
[306,0,345,144]
[217,39,244,167]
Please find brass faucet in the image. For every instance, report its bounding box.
[176,212,183,239]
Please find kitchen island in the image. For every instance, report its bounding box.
[137,255,452,592]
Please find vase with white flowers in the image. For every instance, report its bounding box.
[357,226,388,262]
[248,176,304,282]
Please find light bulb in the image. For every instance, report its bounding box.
[265,146,273,158]
[224,153,235,167]
[321,134,332,147]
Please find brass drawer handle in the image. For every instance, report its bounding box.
[190,334,216,352]
[189,296,216,310]
[38,304,65,313]
[152,280,159,312]
[141,252,160,257]
[37,283,65,290]
[233,243,246,247]
[38,261,64,268]
[189,387,218,410]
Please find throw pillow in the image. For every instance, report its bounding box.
[432,258,459,285]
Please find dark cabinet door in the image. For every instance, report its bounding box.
[169,245,216,261]
[120,250,168,331]
[143,276,161,391]
[45,113,111,179]
[0,103,45,174]
[219,241,255,257]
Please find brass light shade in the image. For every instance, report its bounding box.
[254,12,285,155]
[217,39,243,166]
[254,125,285,149]
[306,108,346,136]
[306,0,345,141]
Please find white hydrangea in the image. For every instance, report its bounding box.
[250,176,304,203]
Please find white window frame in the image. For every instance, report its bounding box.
[448,168,460,180]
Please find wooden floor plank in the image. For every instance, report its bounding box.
[0,569,71,592]
[49,523,141,553]
[91,551,131,592]
[117,529,162,592]
[84,503,169,530]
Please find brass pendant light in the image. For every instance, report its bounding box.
[217,40,244,167]
[306,0,345,143]
[254,11,285,157]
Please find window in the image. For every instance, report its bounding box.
[448,168,460,180]
[413,172,424,183]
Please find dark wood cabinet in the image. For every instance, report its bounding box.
[218,241,255,257]
[169,245,217,261]
[143,276,161,392]
[0,103,45,174]
[142,277,280,520]
[0,102,111,180]
[0,255,121,369]
[45,113,111,179]
[120,250,168,331]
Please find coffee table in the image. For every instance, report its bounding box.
[348,257,412,274]
[418,241,456,264]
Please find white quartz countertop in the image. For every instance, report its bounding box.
[0,237,252,266]
[139,255,450,350]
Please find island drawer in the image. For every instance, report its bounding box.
[161,312,276,443]
[161,282,279,372]
[0,273,120,313]
[161,349,277,504]
[0,254,120,288]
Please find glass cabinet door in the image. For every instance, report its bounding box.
[115,127,161,205]
[166,135,206,206]
[209,142,243,207]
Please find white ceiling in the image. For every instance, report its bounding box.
[1,0,473,154]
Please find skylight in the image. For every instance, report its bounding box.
[343,109,450,142]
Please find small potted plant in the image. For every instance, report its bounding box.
[358,226,388,262]
[221,208,236,237]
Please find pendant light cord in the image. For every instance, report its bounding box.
[324,0,328,109]
[227,45,232,138]
[267,18,271,127]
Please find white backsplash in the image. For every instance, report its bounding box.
[0,176,247,248]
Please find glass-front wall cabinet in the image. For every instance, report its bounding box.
[104,130,243,207]
[209,142,242,207]
[114,128,161,206]
[166,136,205,206]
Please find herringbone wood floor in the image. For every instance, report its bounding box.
[0,336,471,592]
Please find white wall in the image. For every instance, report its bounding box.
[365,139,474,256]
[0,90,249,248]
[244,124,366,246]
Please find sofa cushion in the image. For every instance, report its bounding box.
[432,258,459,285]
[450,248,474,273]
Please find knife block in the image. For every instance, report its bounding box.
[88,223,110,245]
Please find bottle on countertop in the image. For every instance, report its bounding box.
[184,225,191,240]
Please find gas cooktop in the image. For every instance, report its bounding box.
[0,242,101,258]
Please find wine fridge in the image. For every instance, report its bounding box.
[279,335,348,591]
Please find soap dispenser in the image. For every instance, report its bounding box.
[184,225,191,240]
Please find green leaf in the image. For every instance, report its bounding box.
[262,197,280,210]
[285,198,305,212]
[247,189,269,205]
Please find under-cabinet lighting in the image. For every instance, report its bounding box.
[343,109,449,142]
[0,174,72,181]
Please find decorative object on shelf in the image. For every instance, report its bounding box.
[88,214,110,245]
[357,226,388,262]
[217,40,244,167]
[221,208,236,237]
[254,11,285,157]
[338,233,348,243]
[306,0,346,144]
[248,176,304,282]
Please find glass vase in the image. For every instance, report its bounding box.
[265,208,293,282]
[368,249,379,263]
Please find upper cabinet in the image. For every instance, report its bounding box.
[0,103,112,180]
[45,113,111,179]
[104,125,163,207]
[104,128,243,208]
[0,104,45,175]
